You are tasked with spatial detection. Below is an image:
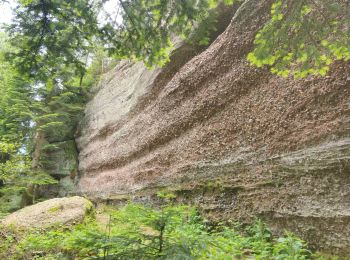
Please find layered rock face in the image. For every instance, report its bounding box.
[76,0,350,254]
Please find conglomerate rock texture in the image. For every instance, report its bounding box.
[76,0,350,255]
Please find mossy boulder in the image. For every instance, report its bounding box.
[1,196,93,230]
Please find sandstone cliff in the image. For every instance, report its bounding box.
[76,0,350,255]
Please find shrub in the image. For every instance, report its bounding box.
[2,203,312,259]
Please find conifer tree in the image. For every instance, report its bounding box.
[6,0,349,77]
[6,0,99,82]
[0,33,57,214]
[248,0,350,77]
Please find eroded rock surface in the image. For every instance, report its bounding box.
[76,0,350,255]
[1,196,93,229]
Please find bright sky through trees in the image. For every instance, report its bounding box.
[0,0,120,28]
[0,2,14,27]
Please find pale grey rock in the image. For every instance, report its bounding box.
[1,196,93,229]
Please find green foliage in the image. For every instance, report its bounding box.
[0,33,32,144]
[0,33,34,215]
[82,46,119,88]
[0,27,108,215]
[3,203,312,259]
[6,0,235,75]
[0,142,58,217]
[33,81,87,142]
[0,226,17,258]
[8,0,348,77]
[101,0,235,67]
[273,232,311,260]
[6,0,99,81]
[0,32,61,215]
[0,143,29,216]
[248,0,350,78]
[4,0,350,80]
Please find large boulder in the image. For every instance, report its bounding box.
[1,196,93,229]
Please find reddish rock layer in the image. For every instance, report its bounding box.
[77,0,350,254]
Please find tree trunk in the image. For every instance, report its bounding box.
[21,129,46,207]
[31,130,46,169]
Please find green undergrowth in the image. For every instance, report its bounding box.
[0,202,314,259]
